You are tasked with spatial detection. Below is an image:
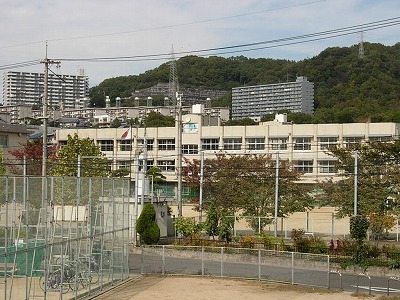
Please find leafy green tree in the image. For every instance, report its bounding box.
[0,150,6,175]
[174,217,203,241]
[319,140,400,240]
[144,111,175,127]
[136,203,160,245]
[350,215,369,267]
[49,133,110,177]
[146,167,166,185]
[111,168,129,177]
[183,153,313,232]
[47,134,112,205]
[222,118,258,126]
[203,204,220,238]
[110,118,122,128]
[146,167,166,200]
[29,119,42,125]
[321,141,400,218]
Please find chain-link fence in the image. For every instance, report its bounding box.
[0,175,131,300]
[138,245,330,288]
[180,206,400,241]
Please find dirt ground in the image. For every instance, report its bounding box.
[87,275,368,300]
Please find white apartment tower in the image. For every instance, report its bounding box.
[2,71,89,109]
[231,76,314,120]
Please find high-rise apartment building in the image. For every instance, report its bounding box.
[2,70,89,109]
[231,76,314,120]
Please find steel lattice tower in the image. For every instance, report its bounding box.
[358,31,365,59]
[168,45,179,105]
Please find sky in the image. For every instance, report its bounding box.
[1,0,399,89]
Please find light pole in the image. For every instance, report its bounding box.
[274,153,279,237]
[354,150,358,216]
[199,151,204,222]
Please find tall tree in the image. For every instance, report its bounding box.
[183,153,313,232]
[0,149,6,175]
[8,140,56,175]
[49,133,110,177]
[319,141,400,239]
[144,111,175,127]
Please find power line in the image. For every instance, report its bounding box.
[52,17,400,63]
[1,16,399,71]
[0,0,328,48]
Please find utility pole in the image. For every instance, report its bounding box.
[354,150,358,216]
[141,114,148,210]
[40,42,60,177]
[177,92,183,217]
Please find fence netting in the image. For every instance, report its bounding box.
[0,175,131,300]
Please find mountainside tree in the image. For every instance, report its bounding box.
[89,43,400,124]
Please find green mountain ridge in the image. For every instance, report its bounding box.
[89,42,400,123]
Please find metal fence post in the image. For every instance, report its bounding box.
[201,247,205,276]
[140,246,144,274]
[258,249,261,281]
[220,247,224,277]
[162,245,165,275]
[291,252,294,285]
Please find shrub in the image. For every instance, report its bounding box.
[308,237,328,254]
[141,222,161,245]
[291,229,312,253]
[239,235,256,249]
[174,217,203,241]
[256,233,277,250]
[137,204,160,245]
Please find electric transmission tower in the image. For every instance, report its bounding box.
[168,45,179,105]
[358,31,365,59]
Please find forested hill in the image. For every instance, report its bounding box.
[89,42,400,123]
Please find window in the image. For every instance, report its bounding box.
[182,144,199,154]
[139,159,154,171]
[146,159,154,170]
[201,138,219,150]
[369,136,391,142]
[318,160,336,173]
[117,160,131,169]
[223,138,242,150]
[294,160,313,173]
[138,139,154,151]
[344,137,363,148]
[99,140,114,152]
[59,140,68,148]
[0,135,7,148]
[158,139,175,151]
[318,137,337,150]
[269,137,288,150]
[157,160,175,172]
[294,137,312,151]
[120,140,132,151]
[246,137,265,150]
